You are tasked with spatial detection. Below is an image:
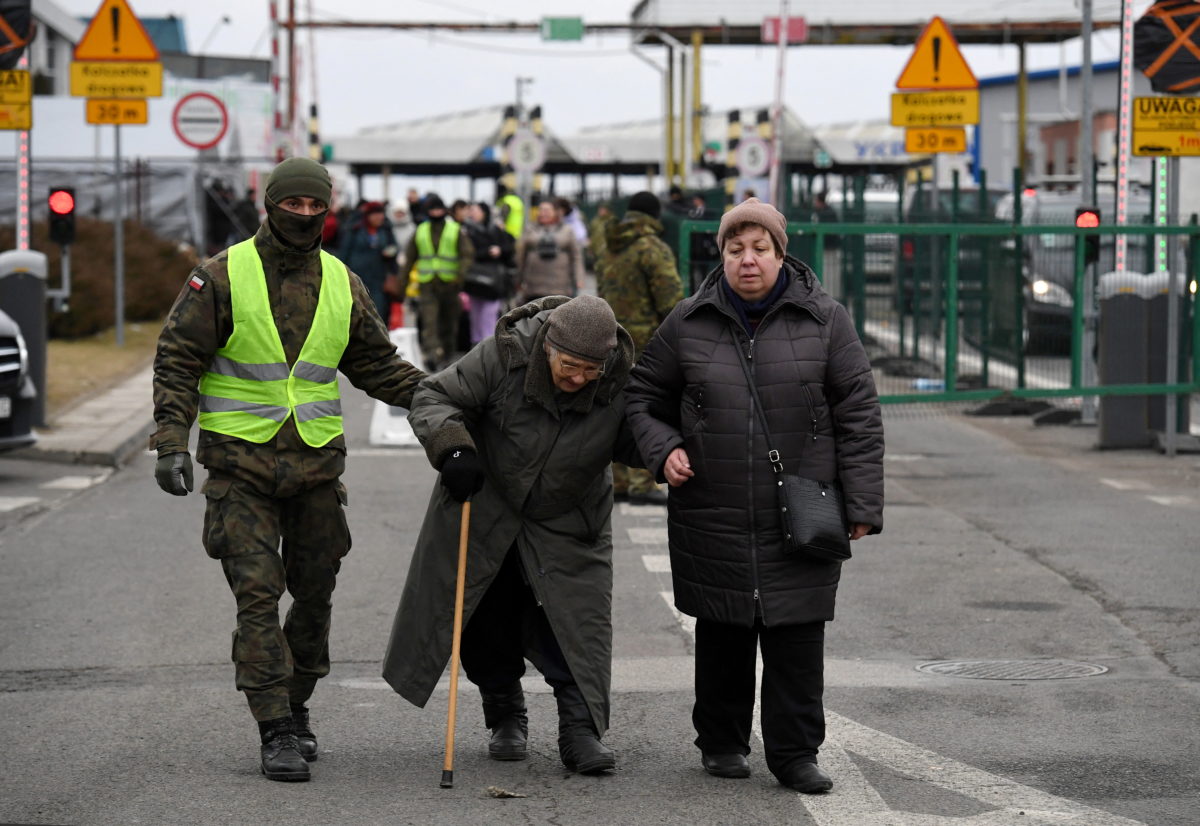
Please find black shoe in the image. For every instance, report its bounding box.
[481,684,528,761]
[258,717,310,782]
[627,489,668,507]
[779,761,832,793]
[702,752,750,778]
[290,704,318,762]
[555,685,615,774]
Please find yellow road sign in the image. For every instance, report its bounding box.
[0,70,31,105]
[70,61,162,98]
[0,103,31,130]
[905,127,968,154]
[890,91,979,127]
[896,16,978,90]
[86,98,148,125]
[74,0,160,62]
[1132,95,1200,156]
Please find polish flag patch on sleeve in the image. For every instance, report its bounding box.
[188,274,206,291]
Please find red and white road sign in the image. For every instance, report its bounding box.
[172,92,228,150]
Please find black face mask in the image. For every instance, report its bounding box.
[265,197,326,251]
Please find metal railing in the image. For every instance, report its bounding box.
[678,220,1200,408]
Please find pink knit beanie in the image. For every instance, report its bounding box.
[717,197,788,255]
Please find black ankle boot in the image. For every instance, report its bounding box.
[555,685,615,774]
[481,684,528,761]
[258,717,310,782]
[290,704,318,762]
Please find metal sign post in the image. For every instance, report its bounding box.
[1080,0,1097,425]
[1115,1,1135,271]
[1164,154,1181,456]
[114,124,124,347]
[767,0,788,207]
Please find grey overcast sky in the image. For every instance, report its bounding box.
[55,0,1150,138]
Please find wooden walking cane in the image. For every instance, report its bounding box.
[440,499,471,788]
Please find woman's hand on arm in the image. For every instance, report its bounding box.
[663,447,695,487]
[849,523,872,541]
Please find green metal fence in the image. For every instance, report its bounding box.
[678,220,1200,407]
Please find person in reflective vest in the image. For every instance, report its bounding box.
[495,183,525,240]
[401,194,474,371]
[150,157,425,783]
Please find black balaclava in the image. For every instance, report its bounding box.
[263,157,333,251]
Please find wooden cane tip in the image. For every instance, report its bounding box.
[440,769,454,788]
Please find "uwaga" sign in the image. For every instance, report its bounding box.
[1133,95,1200,156]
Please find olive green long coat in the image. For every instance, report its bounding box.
[381,297,641,734]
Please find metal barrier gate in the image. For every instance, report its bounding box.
[678,220,1200,415]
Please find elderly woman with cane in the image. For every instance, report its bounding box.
[383,295,643,775]
[624,198,884,793]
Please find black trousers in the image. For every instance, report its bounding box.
[459,547,575,694]
[692,617,826,779]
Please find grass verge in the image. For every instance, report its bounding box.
[45,321,162,420]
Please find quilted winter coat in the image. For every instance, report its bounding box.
[624,258,884,627]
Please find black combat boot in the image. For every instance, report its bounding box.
[481,683,528,761]
[555,685,615,774]
[290,704,318,762]
[258,716,310,782]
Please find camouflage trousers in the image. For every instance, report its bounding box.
[418,280,462,367]
[612,462,658,496]
[201,470,351,722]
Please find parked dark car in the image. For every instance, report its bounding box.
[0,308,37,452]
[994,187,1153,354]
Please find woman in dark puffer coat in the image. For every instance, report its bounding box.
[624,198,883,794]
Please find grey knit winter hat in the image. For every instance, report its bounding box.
[545,295,618,362]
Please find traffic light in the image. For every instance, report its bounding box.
[48,187,76,246]
[1075,206,1100,266]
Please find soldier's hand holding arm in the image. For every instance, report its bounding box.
[439,449,485,503]
[154,452,194,496]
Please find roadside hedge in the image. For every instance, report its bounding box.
[0,217,198,339]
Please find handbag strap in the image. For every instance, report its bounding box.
[733,339,818,476]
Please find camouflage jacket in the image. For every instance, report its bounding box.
[152,223,425,489]
[588,212,616,264]
[596,211,683,354]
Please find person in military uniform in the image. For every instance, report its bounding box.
[587,202,616,273]
[401,194,474,371]
[596,191,684,506]
[151,157,425,783]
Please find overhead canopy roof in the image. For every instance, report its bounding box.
[630,0,1122,46]
[329,105,580,177]
[566,105,823,171]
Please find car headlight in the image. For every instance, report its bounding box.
[14,327,28,381]
[1029,279,1072,307]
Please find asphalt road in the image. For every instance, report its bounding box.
[0,382,1197,825]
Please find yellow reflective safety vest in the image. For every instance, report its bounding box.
[414,219,461,283]
[197,239,352,448]
[497,193,525,239]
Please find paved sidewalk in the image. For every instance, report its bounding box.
[17,365,154,468]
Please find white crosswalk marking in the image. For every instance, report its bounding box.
[0,496,39,512]
[642,554,671,572]
[1146,495,1194,507]
[627,526,668,545]
[1099,478,1152,491]
[657,590,1147,826]
[39,475,106,490]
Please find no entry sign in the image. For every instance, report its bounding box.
[172,92,228,150]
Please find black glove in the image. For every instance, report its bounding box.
[155,451,194,496]
[439,449,485,503]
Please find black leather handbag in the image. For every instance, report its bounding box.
[735,352,851,562]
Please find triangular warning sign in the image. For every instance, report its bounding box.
[895,16,977,90]
[74,0,160,62]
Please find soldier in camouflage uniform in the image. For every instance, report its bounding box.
[595,192,684,506]
[152,158,424,782]
[587,202,615,272]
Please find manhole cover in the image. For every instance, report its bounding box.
[916,660,1109,680]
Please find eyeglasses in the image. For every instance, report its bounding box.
[551,349,604,379]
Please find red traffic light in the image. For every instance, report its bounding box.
[48,189,75,215]
[1075,209,1100,229]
